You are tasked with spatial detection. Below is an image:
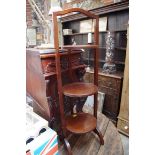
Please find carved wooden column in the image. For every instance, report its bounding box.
[103,31,116,73]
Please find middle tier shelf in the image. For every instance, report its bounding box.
[65,112,97,134]
[62,82,98,97]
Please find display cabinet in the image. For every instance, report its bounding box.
[61,1,129,123]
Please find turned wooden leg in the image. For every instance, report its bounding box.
[94,127,104,145]
[64,138,73,155]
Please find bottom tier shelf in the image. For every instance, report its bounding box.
[65,113,97,134]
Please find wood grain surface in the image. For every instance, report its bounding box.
[63,82,98,97]
[59,105,123,155]
[65,112,97,134]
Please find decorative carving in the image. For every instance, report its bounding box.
[44,57,69,73]
[43,53,85,74]
[103,31,116,73]
[47,96,60,131]
[45,61,56,73]
[71,55,81,66]
[61,57,69,70]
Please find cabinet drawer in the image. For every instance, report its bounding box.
[102,92,120,118]
[89,73,121,91]
[98,75,121,91]
[99,86,118,96]
[117,118,129,136]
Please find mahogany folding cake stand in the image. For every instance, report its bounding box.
[52,8,104,155]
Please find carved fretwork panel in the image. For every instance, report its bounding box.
[60,56,69,70]
[47,97,60,129]
[41,58,56,73]
[41,52,85,74]
[41,56,69,74]
[71,54,82,66]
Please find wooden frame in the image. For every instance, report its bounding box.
[61,1,129,22]
[52,8,103,155]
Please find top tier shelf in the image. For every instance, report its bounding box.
[63,82,98,97]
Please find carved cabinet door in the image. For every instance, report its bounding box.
[102,93,120,121]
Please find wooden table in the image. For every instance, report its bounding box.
[58,105,124,155]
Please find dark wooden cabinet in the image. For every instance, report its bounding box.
[84,69,123,123]
[61,1,129,71]
[61,1,128,123]
[26,48,86,132]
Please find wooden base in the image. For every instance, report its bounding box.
[63,82,98,97]
[65,113,97,134]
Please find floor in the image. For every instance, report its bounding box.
[27,95,129,155]
[120,134,129,155]
[85,95,129,155]
[59,105,124,155]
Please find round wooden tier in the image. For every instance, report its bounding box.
[65,113,97,134]
[62,82,98,97]
[59,105,124,155]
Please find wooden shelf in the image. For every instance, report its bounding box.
[115,47,126,50]
[114,61,125,65]
[63,82,98,97]
[63,30,127,37]
[113,29,127,32]
[63,32,89,36]
[63,31,107,36]
[65,112,97,134]
[84,58,125,65]
[63,45,98,49]
[40,50,83,59]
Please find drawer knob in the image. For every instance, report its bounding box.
[124,126,128,130]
